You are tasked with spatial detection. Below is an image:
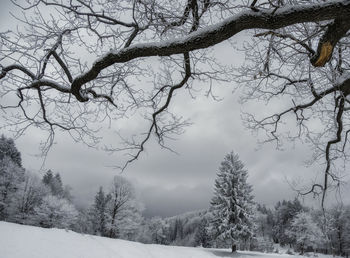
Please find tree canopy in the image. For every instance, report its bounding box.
[1,0,350,204]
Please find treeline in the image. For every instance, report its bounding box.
[134,199,350,256]
[0,135,78,229]
[254,200,350,255]
[1,135,350,256]
[0,136,143,239]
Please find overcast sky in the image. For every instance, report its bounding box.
[1,1,349,218]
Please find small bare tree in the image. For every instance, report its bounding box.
[1,0,350,204]
[106,176,141,239]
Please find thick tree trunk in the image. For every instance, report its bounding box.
[300,244,304,255]
[232,243,237,253]
[68,1,350,101]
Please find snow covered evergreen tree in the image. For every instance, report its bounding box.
[272,199,304,246]
[194,218,211,248]
[0,135,22,167]
[42,170,65,197]
[209,151,255,252]
[90,186,111,236]
[0,135,25,220]
[0,156,25,220]
[42,170,53,185]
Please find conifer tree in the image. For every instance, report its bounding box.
[42,170,54,185]
[273,198,304,245]
[0,135,25,219]
[209,151,255,252]
[0,135,22,167]
[42,170,66,197]
[194,218,211,248]
[90,186,111,236]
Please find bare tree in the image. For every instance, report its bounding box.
[11,172,49,223]
[1,0,350,204]
[106,176,141,239]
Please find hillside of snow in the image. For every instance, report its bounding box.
[0,222,337,258]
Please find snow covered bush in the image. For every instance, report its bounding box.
[286,211,323,254]
[34,195,78,229]
[250,237,274,253]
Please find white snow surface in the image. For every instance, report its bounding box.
[0,222,339,258]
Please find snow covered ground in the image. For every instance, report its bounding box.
[0,222,337,258]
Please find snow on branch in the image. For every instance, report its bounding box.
[70,0,350,101]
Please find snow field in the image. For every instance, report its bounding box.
[0,222,340,258]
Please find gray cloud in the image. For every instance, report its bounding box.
[139,184,212,218]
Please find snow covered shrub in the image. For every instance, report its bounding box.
[250,237,274,252]
[34,195,78,229]
[286,249,294,255]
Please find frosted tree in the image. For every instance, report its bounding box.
[286,211,323,254]
[72,208,94,234]
[324,205,350,255]
[90,186,111,236]
[148,217,169,245]
[343,207,350,257]
[0,135,22,167]
[1,1,350,203]
[273,199,304,246]
[172,219,184,241]
[10,172,49,224]
[254,208,269,239]
[0,156,25,220]
[135,219,153,244]
[0,135,24,219]
[42,170,70,198]
[117,206,143,240]
[105,176,142,239]
[194,218,211,248]
[42,170,54,185]
[329,206,346,255]
[33,195,78,229]
[254,204,274,241]
[209,151,255,252]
